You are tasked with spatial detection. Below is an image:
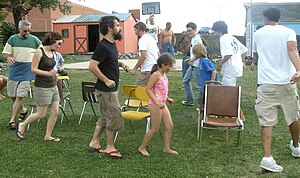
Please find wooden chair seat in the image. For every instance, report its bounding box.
[205,116,240,127]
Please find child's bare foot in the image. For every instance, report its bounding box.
[164,148,179,155]
[138,147,150,156]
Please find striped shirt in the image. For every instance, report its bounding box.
[2,34,42,81]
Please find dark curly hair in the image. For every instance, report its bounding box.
[100,16,120,35]
[211,21,228,34]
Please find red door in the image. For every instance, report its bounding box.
[74,25,88,53]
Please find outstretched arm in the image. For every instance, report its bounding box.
[130,50,147,75]
[288,41,300,83]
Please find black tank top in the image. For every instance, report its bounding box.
[34,48,56,88]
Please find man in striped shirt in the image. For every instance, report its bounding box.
[2,20,42,129]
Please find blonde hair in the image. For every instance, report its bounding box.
[192,43,207,58]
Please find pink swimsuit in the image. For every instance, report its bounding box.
[148,71,168,106]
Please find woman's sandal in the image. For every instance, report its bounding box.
[8,122,16,130]
[18,111,28,121]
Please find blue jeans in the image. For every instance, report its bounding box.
[182,54,189,79]
[182,66,201,104]
[162,43,175,58]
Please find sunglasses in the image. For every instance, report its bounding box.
[57,42,62,46]
[22,29,31,33]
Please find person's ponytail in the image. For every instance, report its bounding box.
[151,64,159,74]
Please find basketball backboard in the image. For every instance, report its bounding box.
[142,2,160,15]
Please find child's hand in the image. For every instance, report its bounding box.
[130,68,137,75]
[157,103,165,109]
[167,98,174,104]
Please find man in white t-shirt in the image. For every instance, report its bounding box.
[182,22,203,106]
[251,8,300,173]
[131,22,160,86]
[146,14,160,45]
[211,21,247,86]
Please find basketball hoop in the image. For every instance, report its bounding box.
[142,2,160,15]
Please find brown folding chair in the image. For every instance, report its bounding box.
[197,80,222,139]
[199,84,244,154]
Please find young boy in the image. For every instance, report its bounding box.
[54,51,68,76]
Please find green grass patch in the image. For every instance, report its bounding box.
[0,68,299,177]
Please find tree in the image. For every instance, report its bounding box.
[1,0,71,31]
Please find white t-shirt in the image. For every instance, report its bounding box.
[146,23,160,43]
[220,34,247,78]
[138,33,159,72]
[190,34,203,67]
[253,25,297,84]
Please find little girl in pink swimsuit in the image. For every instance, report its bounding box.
[138,53,178,156]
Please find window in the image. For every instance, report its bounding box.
[62,29,69,38]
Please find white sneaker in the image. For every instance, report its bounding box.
[181,101,194,106]
[260,157,283,173]
[290,140,300,158]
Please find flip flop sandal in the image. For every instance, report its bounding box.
[105,150,123,159]
[18,111,28,121]
[15,124,24,140]
[45,137,60,142]
[8,122,16,130]
[88,147,105,153]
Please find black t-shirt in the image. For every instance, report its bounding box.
[91,39,119,92]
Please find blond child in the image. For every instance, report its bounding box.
[138,53,178,156]
[192,43,219,104]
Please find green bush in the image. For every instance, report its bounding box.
[0,22,16,62]
[0,43,4,62]
[0,22,17,44]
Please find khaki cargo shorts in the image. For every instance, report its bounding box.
[255,84,299,126]
[7,80,30,97]
[96,90,124,132]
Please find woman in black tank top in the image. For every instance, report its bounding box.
[16,32,64,142]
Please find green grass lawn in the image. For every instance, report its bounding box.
[0,68,300,177]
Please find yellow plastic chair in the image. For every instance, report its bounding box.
[57,77,74,123]
[114,86,151,142]
[122,85,148,110]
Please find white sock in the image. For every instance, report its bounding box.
[263,156,273,161]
